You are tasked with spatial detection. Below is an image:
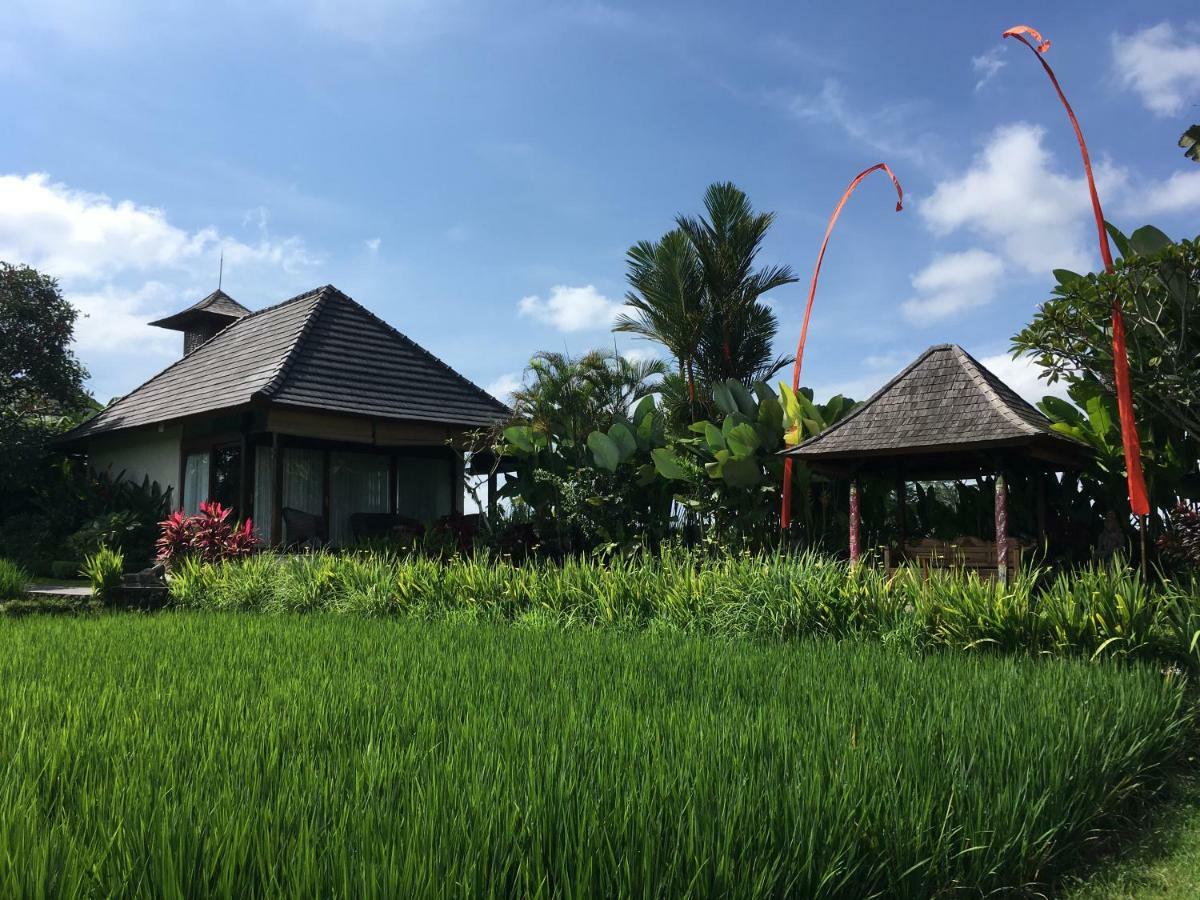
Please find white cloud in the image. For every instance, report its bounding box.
[517,284,624,332]
[977,352,1069,404]
[1113,22,1200,117]
[485,372,522,404]
[620,346,662,365]
[920,124,1124,275]
[972,48,1006,91]
[786,78,936,165]
[0,173,315,281]
[69,282,178,355]
[365,237,381,253]
[1123,169,1200,217]
[902,249,1004,322]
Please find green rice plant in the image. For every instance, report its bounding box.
[0,558,28,600]
[1039,563,1160,661]
[902,566,1042,653]
[1157,574,1200,670]
[0,615,1186,898]
[81,546,123,605]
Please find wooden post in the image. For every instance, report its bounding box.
[237,433,249,522]
[487,471,498,516]
[995,472,1009,584]
[849,476,861,566]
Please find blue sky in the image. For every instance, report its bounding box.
[2,1,1198,407]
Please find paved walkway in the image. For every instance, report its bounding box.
[25,585,94,599]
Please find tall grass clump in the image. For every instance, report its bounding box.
[0,558,28,600]
[81,546,124,605]
[0,615,1187,898]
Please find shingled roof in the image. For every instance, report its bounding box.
[146,289,251,330]
[786,344,1088,471]
[64,285,510,440]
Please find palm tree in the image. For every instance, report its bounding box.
[510,349,667,451]
[616,183,796,418]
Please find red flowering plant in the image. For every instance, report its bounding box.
[156,501,261,568]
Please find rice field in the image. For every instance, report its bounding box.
[0,614,1188,898]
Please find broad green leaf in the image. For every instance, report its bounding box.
[503,425,534,453]
[721,456,761,488]
[651,448,689,480]
[1084,395,1113,437]
[1104,221,1132,259]
[728,380,757,417]
[632,394,656,426]
[713,381,738,416]
[751,381,775,406]
[587,431,620,472]
[607,422,638,461]
[725,422,761,458]
[1129,225,1172,258]
[703,422,726,453]
[635,463,657,487]
[1038,396,1082,426]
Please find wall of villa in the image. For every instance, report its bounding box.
[88,426,183,505]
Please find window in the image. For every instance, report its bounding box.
[396,456,452,525]
[182,452,209,515]
[211,444,242,516]
[329,452,390,546]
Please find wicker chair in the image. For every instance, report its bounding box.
[282,507,326,549]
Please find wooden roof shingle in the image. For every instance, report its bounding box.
[785,344,1085,463]
[147,289,251,331]
[64,285,510,440]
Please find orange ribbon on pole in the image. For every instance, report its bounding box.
[1002,24,1150,517]
[780,163,903,531]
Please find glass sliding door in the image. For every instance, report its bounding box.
[396,456,452,525]
[182,452,210,515]
[253,448,274,543]
[282,448,325,545]
[329,452,390,546]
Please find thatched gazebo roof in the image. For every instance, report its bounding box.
[785,344,1090,478]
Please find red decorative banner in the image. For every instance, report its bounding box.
[781,164,903,531]
[1003,24,1150,517]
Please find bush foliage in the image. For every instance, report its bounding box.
[167,550,1200,670]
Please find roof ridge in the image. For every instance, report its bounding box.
[313,286,511,415]
[253,286,332,399]
[789,344,942,453]
[950,346,1046,436]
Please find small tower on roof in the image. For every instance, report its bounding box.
[148,289,251,355]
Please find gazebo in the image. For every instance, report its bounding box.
[784,344,1091,580]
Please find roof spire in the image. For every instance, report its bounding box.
[218,248,224,291]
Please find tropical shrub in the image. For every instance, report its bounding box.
[0,558,28,600]
[82,546,124,605]
[1014,224,1200,524]
[1159,502,1200,572]
[156,501,260,569]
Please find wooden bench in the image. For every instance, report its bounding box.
[883,539,1023,581]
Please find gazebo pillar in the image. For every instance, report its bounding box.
[994,472,1009,584]
[849,476,861,566]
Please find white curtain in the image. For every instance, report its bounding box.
[253,448,274,543]
[329,452,390,546]
[183,452,209,514]
[282,448,325,544]
[396,457,452,525]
